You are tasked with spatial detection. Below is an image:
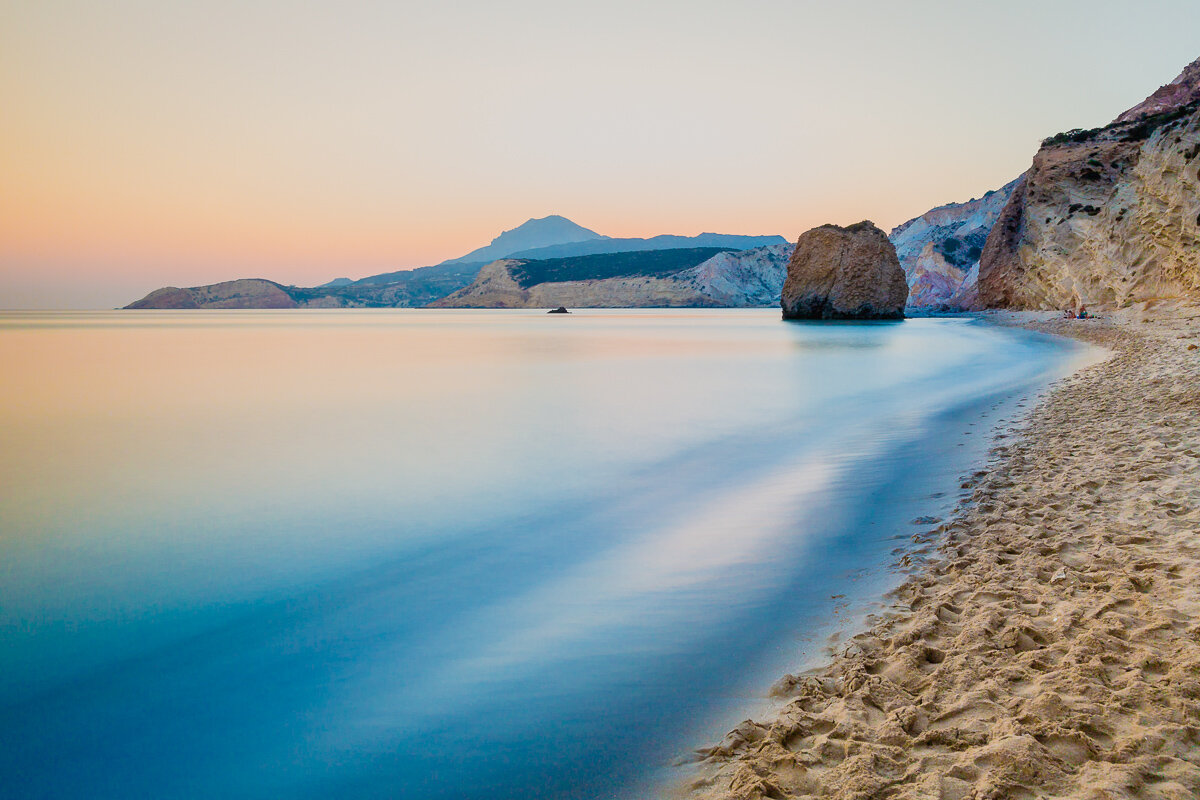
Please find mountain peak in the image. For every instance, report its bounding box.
[440,215,607,266]
[515,214,574,226]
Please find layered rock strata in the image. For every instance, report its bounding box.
[890,180,1018,310]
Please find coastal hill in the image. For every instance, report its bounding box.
[431,245,793,308]
[125,279,300,309]
[978,57,1200,310]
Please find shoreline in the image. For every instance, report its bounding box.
[681,308,1200,799]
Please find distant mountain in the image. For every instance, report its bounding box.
[318,277,354,288]
[438,215,607,266]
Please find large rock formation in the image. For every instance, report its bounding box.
[431,245,793,308]
[978,60,1200,310]
[889,179,1019,310]
[781,221,908,320]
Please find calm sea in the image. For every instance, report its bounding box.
[0,310,1083,799]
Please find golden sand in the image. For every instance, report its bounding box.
[684,308,1200,799]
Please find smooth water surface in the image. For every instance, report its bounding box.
[0,310,1082,799]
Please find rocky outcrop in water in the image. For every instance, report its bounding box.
[781,221,908,319]
[978,59,1200,310]
[889,180,1019,310]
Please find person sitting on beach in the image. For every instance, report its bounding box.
[1078,304,1089,319]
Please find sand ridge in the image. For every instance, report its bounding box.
[683,310,1200,799]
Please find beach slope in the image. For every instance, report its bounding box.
[685,311,1200,799]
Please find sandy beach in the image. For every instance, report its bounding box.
[684,308,1200,799]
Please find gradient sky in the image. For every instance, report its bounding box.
[3,0,1199,308]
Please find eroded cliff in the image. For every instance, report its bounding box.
[890,180,1018,310]
[978,60,1200,310]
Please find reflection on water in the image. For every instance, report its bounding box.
[0,310,1078,799]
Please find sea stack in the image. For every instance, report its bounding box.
[781,221,908,319]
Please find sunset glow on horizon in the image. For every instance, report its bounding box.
[3,0,1199,308]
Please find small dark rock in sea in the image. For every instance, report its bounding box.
[911,515,942,525]
[548,306,570,314]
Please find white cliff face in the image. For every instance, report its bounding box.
[889,179,1019,310]
[673,243,793,306]
[979,105,1200,309]
[429,245,794,308]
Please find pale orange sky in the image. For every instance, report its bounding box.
[2,0,1198,308]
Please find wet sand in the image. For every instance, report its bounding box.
[683,307,1200,799]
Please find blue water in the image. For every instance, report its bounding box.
[0,310,1084,799]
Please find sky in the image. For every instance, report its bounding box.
[2,0,1199,309]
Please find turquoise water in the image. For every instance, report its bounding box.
[0,310,1082,799]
